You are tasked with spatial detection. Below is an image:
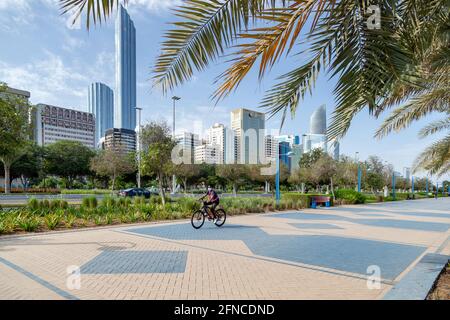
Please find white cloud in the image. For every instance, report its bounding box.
[0,51,88,108]
[128,0,181,11]
[0,0,30,11]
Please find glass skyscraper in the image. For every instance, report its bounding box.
[88,82,114,147]
[115,5,136,131]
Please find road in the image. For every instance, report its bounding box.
[0,197,449,299]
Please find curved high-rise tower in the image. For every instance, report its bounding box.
[88,82,114,147]
[115,5,136,131]
[310,104,327,134]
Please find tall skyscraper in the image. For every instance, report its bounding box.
[310,104,327,134]
[302,104,328,154]
[302,104,340,160]
[88,82,114,147]
[115,5,136,131]
[231,108,265,164]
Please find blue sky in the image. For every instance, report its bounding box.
[0,0,447,180]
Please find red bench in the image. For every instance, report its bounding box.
[311,196,331,209]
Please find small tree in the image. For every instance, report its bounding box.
[216,164,247,196]
[310,154,337,195]
[0,84,32,193]
[176,164,201,193]
[10,143,43,191]
[90,150,135,191]
[140,121,176,205]
[43,140,95,188]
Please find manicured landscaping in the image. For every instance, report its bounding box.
[0,196,304,235]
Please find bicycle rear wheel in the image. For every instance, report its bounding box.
[214,209,226,227]
[191,210,205,229]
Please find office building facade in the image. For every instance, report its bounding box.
[88,82,114,147]
[103,128,136,153]
[115,5,136,131]
[176,132,200,164]
[34,104,95,148]
[231,108,265,164]
[279,141,292,172]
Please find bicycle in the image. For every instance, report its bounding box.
[191,200,226,229]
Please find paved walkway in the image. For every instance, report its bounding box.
[0,198,449,300]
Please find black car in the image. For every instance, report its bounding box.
[118,188,151,198]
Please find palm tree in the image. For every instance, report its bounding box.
[58,0,449,175]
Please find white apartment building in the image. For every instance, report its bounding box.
[34,104,95,148]
[264,135,278,161]
[194,144,220,164]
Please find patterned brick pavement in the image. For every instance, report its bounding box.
[0,198,449,300]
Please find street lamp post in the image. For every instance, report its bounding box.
[355,152,361,193]
[276,151,293,205]
[135,107,142,189]
[411,176,414,195]
[171,96,181,194]
[392,172,396,200]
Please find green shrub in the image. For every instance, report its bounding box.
[105,213,114,225]
[0,221,6,234]
[27,198,39,211]
[61,200,69,209]
[93,215,104,226]
[82,197,90,208]
[44,214,61,230]
[334,189,366,204]
[101,196,116,208]
[89,197,98,209]
[49,199,61,211]
[64,214,77,228]
[41,199,50,210]
[17,215,41,232]
[134,196,146,206]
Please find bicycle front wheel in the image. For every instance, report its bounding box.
[214,209,226,227]
[191,210,205,229]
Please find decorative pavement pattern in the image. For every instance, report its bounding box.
[0,198,449,300]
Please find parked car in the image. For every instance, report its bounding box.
[118,188,151,198]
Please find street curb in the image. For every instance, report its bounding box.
[383,253,450,300]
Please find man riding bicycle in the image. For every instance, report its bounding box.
[200,186,220,223]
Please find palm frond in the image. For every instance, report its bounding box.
[413,134,450,177]
[375,86,450,138]
[59,0,126,29]
[327,0,409,140]
[152,0,283,94]
[213,0,334,101]
[419,117,450,138]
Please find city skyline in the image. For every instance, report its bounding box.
[0,2,447,179]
